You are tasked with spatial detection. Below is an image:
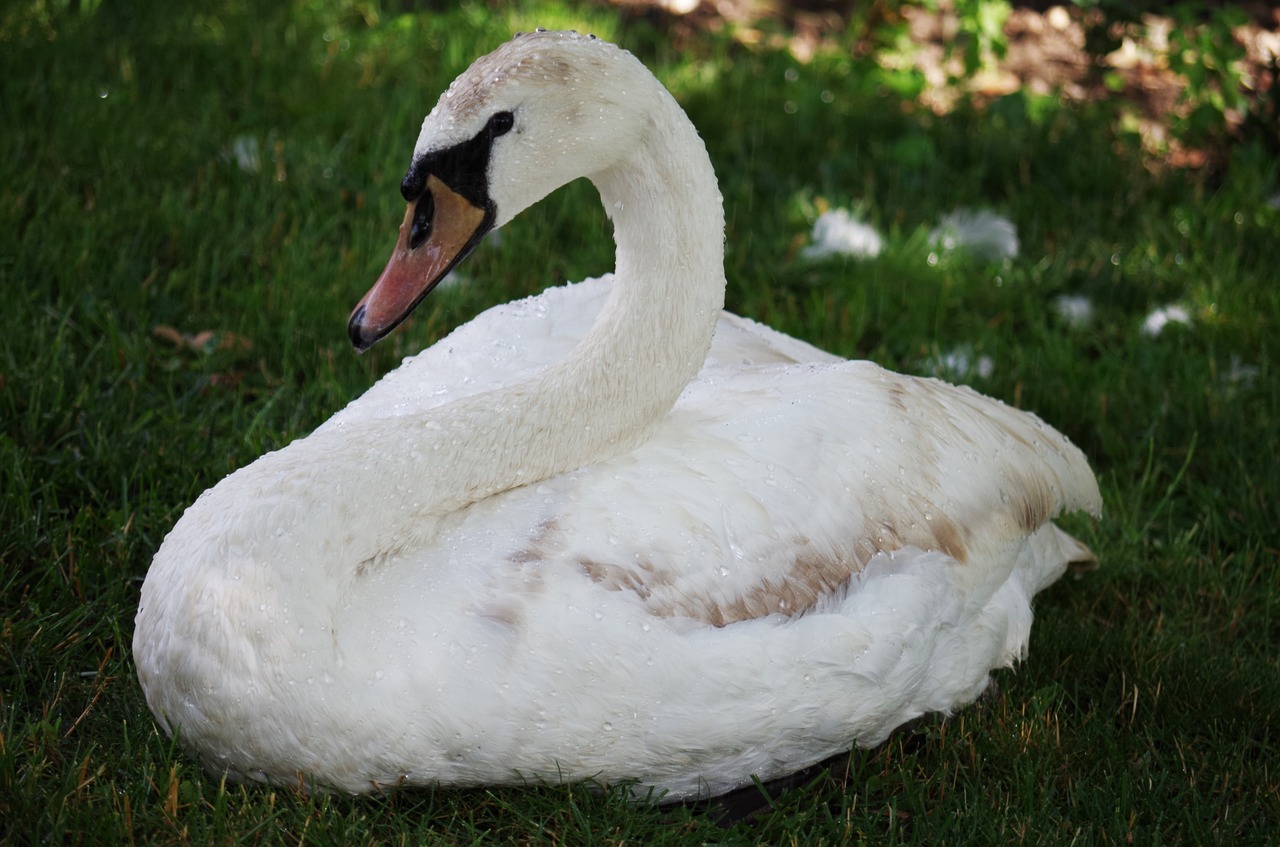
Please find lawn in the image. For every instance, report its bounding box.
[2,0,1277,844]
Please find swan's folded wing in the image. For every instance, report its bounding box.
[529,360,1100,628]
[707,312,844,367]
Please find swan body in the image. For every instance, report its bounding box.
[134,31,1101,801]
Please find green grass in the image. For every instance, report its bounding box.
[3,0,1278,843]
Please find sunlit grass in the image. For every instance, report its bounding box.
[2,0,1277,843]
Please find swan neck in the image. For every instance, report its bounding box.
[441,86,727,513]
[578,93,727,417]
[305,83,727,570]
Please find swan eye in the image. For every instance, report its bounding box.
[489,111,515,137]
[409,190,435,249]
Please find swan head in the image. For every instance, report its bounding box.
[349,30,660,351]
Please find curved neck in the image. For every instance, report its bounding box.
[564,92,728,444]
[298,86,725,567]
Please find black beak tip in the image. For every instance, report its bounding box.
[348,305,374,353]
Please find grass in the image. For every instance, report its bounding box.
[2,0,1277,843]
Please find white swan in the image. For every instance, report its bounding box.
[134,30,1101,802]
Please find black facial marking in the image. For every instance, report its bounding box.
[399,109,518,213]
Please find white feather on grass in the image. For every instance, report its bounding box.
[800,209,883,260]
[929,209,1019,262]
[1141,304,1192,336]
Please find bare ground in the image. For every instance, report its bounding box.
[604,0,1280,167]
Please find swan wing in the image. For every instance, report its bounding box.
[707,311,843,367]
[441,359,1099,630]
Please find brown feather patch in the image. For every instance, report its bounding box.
[572,508,978,628]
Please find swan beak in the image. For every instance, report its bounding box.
[348,174,491,352]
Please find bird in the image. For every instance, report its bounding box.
[133,29,1101,802]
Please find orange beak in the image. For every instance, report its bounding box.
[348,174,491,351]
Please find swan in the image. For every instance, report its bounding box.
[134,30,1101,802]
